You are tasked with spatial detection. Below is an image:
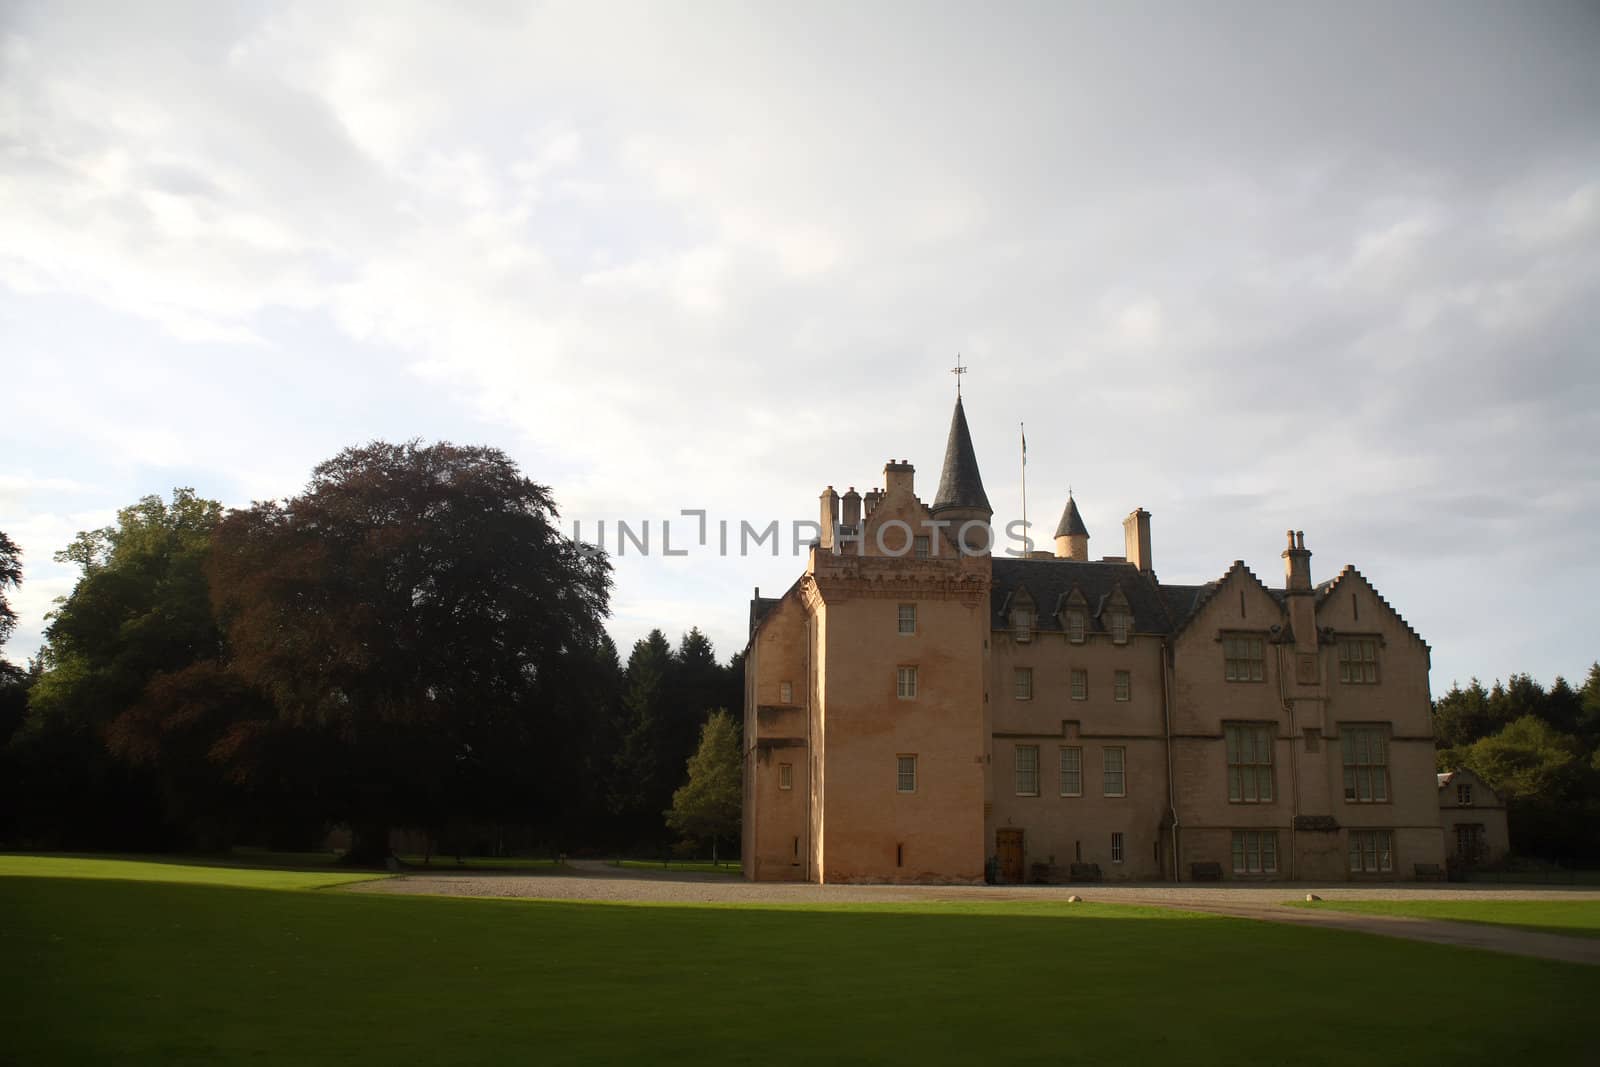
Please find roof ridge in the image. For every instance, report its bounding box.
[1168,560,1270,640]
[1316,564,1429,651]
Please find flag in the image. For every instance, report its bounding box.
[1021,423,1027,466]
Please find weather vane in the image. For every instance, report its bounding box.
[951,353,967,397]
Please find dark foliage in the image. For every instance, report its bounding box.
[208,441,613,863]
[1434,664,1600,865]
[1,450,745,861]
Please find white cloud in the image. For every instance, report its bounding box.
[1,1,1597,687]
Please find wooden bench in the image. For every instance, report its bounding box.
[1068,862,1103,883]
[1414,862,1445,882]
[1190,861,1224,882]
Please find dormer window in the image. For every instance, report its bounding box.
[1102,590,1133,645]
[1013,606,1034,642]
[1457,784,1472,806]
[1066,610,1086,644]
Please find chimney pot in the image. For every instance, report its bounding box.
[1283,527,1312,592]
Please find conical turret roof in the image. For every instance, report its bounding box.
[1055,495,1088,538]
[932,396,991,514]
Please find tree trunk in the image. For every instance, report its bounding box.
[342,822,392,867]
[712,836,718,866]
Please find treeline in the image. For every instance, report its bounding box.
[1433,668,1600,866]
[0,441,740,863]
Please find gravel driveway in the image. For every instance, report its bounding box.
[348,860,1600,965]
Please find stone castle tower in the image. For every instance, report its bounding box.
[743,396,1450,884]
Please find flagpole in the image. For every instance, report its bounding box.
[1020,422,1028,554]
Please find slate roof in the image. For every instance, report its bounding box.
[991,557,1206,635]
[932,397,992,514]
[1054,496,1089,538]
[1160,581,1215,628]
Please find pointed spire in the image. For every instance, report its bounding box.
[1054,494,1089,538]
[932,396,992,514]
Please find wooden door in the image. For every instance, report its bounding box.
[996,829,1025,884]
[1455,825,1483,866]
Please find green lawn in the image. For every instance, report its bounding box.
[0,853,385,890]
[1290,898,1600,939]
[1,857,1595,1065]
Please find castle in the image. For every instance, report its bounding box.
[742,394,1452,883]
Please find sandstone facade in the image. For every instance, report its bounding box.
[743,398,1458,883]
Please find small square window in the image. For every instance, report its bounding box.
[1059,746,1082,796]
[779,681,793,704]
[1014,667,1033,700]
[913,536,931,559]
[1114,670,1131,702]
[778,762,793,790]
[1103,747,1126,797]
[1071,669,1087,701]
[896,666,918,699]
[897,755,917,793]
[1111,832,1124,864]
[1015,745,1040,796]
[897,603,916,635]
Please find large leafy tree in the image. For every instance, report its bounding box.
[30,490,224,721]
[1441,715,1598,864]
[665,708,742,864]
[208,441,611,864]
[0,528,24,734]
[0,529,21,673]
[16,491,224,848]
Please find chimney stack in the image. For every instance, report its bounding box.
[1123,508,1153,573]
[883,460,915,497]
[1283,529,1312,592]
[819,487,839,550]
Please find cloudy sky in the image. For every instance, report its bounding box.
[2,1,1597,691]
